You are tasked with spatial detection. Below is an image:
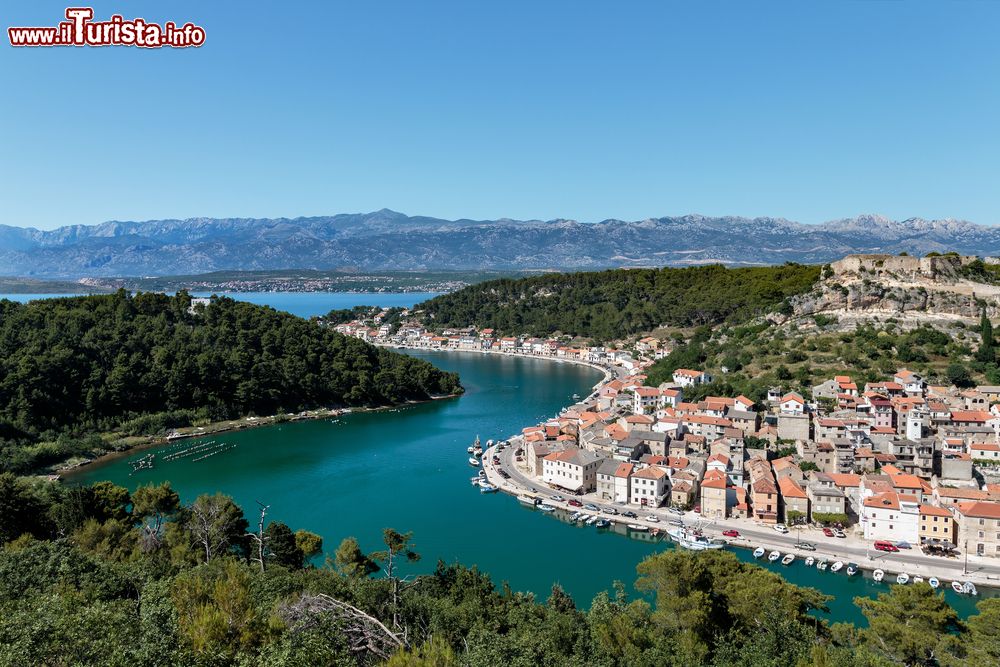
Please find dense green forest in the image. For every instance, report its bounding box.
[0,292,461,473]
[415,263,821,340]
[0,476,996,666]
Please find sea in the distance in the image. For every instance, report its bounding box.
[59,292,991,625]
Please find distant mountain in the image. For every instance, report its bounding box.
[1,210,998,278]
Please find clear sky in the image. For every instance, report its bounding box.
[2,1,998,230]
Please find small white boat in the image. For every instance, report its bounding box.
[667,527,725,551]
[781,553,795,566]
[753,547,766,559]
[830,561,844,573]
[928,577,939,589]
[768,551,781,562]
[470,478,480,487]
[805,556,815,567]
[913,576,924,585]
[873,569,884,582]
[479,483,498,493]
[467,446,475,454]
[468,457,480,467]
[595,519,611,528]
[518,495,539,506]
[896,573,910,585]
[951,581,964,594]
[585,515,598,525]
[964,581,978,596]
[847,564,858,576]
[538,504,556,512]
[627,523,649,532]
[486,439,494,447]
[569,511,582,522]
[817,560,828,571]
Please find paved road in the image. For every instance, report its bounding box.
[484,441,1000,588]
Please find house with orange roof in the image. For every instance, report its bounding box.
[919,504,956,545]
[862,491,920,543]
[683,414,733,441]
[630,465,670,507]
[971,442,1000,462]
[779,392,806,415]
[700,469,729,519]
[955,501,1000,556]
[778,476,809,523]
[596,459,633,503]
[672,368,711,387]
[894,369,926,395]
[933,486,990,508]
[542,448,602,494]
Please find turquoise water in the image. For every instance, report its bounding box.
[0,292,438,319]
[71,348,990,624]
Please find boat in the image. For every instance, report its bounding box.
[486,439,494,447]
[479,483,498,493]
[569,511,582,522]
[847,564,858,576]
[585,515,598,525]
[830,561,844,573]
[805,556,815,567]
[667,527,725,551]
[467,446,475,454]
[768,551,781,562]
[468,457,480,467]
[538,504,557,512]
[951,581,964,594]
[595,519,611,528]
[896,573,909,585]
[781,553,795,566]
[873,569,884,582]
[913,575,924,585]
[817,560,828,571]
[963,581,978,596]
[928,577,939,589]
[752,547,766,559]
[470,478,480,487]
[518,495,539,506]
[627,523,649,532]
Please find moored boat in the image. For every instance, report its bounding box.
[768,551,781,562]
[928,577,939,589]
[518,495,539,506]
[538,503,557,512]
[951,581,964,594]
[781,553,795,566]
[668,527,725,551]
[479,483,499,493]
[569,511,582,522]
[912,575,924,585]
[467,446,475,454]
[830,561,844,573]
[627,523,649,532]
[847,564,858,576]
[817,560,828,571]
[585,515,598,525]
[468,457,480,467]
[595,519,611,528]
[873,569,884,582]
[963,581,978,596]
[896,573,910,585]
[753,547,766,559]
[805,556,815,567]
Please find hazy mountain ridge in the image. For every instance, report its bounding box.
[1,210,998,277]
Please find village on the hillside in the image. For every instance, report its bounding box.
[334,314,1000,561]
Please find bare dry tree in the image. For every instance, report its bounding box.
[246,501,270,573]
[279,593,404,663]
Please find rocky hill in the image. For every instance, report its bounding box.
[3,211,1000,278]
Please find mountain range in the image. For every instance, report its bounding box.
[1,210,998,278]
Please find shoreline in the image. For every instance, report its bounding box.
[56,392,461,480]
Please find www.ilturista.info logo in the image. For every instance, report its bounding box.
[8,7,205,48]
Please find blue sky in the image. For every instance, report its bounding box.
[2,1,998,229]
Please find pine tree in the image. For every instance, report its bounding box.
[977,309,995,364]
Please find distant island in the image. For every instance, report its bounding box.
[3,210,1000,277]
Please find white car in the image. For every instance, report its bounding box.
[646,515,660,523]
[773,524,789,534]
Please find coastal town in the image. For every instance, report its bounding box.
[334,306,1000,589]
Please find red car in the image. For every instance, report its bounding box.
[823,527,835,537]
[874,540,899,553]
[568,499,583,507]
[722,529,740,538]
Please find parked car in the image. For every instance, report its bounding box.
[773,524,789,534]
[722,529,740,538]
[550,495,565,503]
[822,527,835,537]
[646,515,660,523]
[669,519,684,527]
[874,540,899,552]
[833,529,847,538]
[622,511,638,519]
[499,470,511,479]
[568,499,583,508]
[895,541,912,549]
[668,508,684,516]
[604,507,619,515]
[584,503,600,511]
[799,542,817,551]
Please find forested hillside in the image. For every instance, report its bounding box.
[0,478,993,666]
[0,292,460,472]
[416,264,821,339]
